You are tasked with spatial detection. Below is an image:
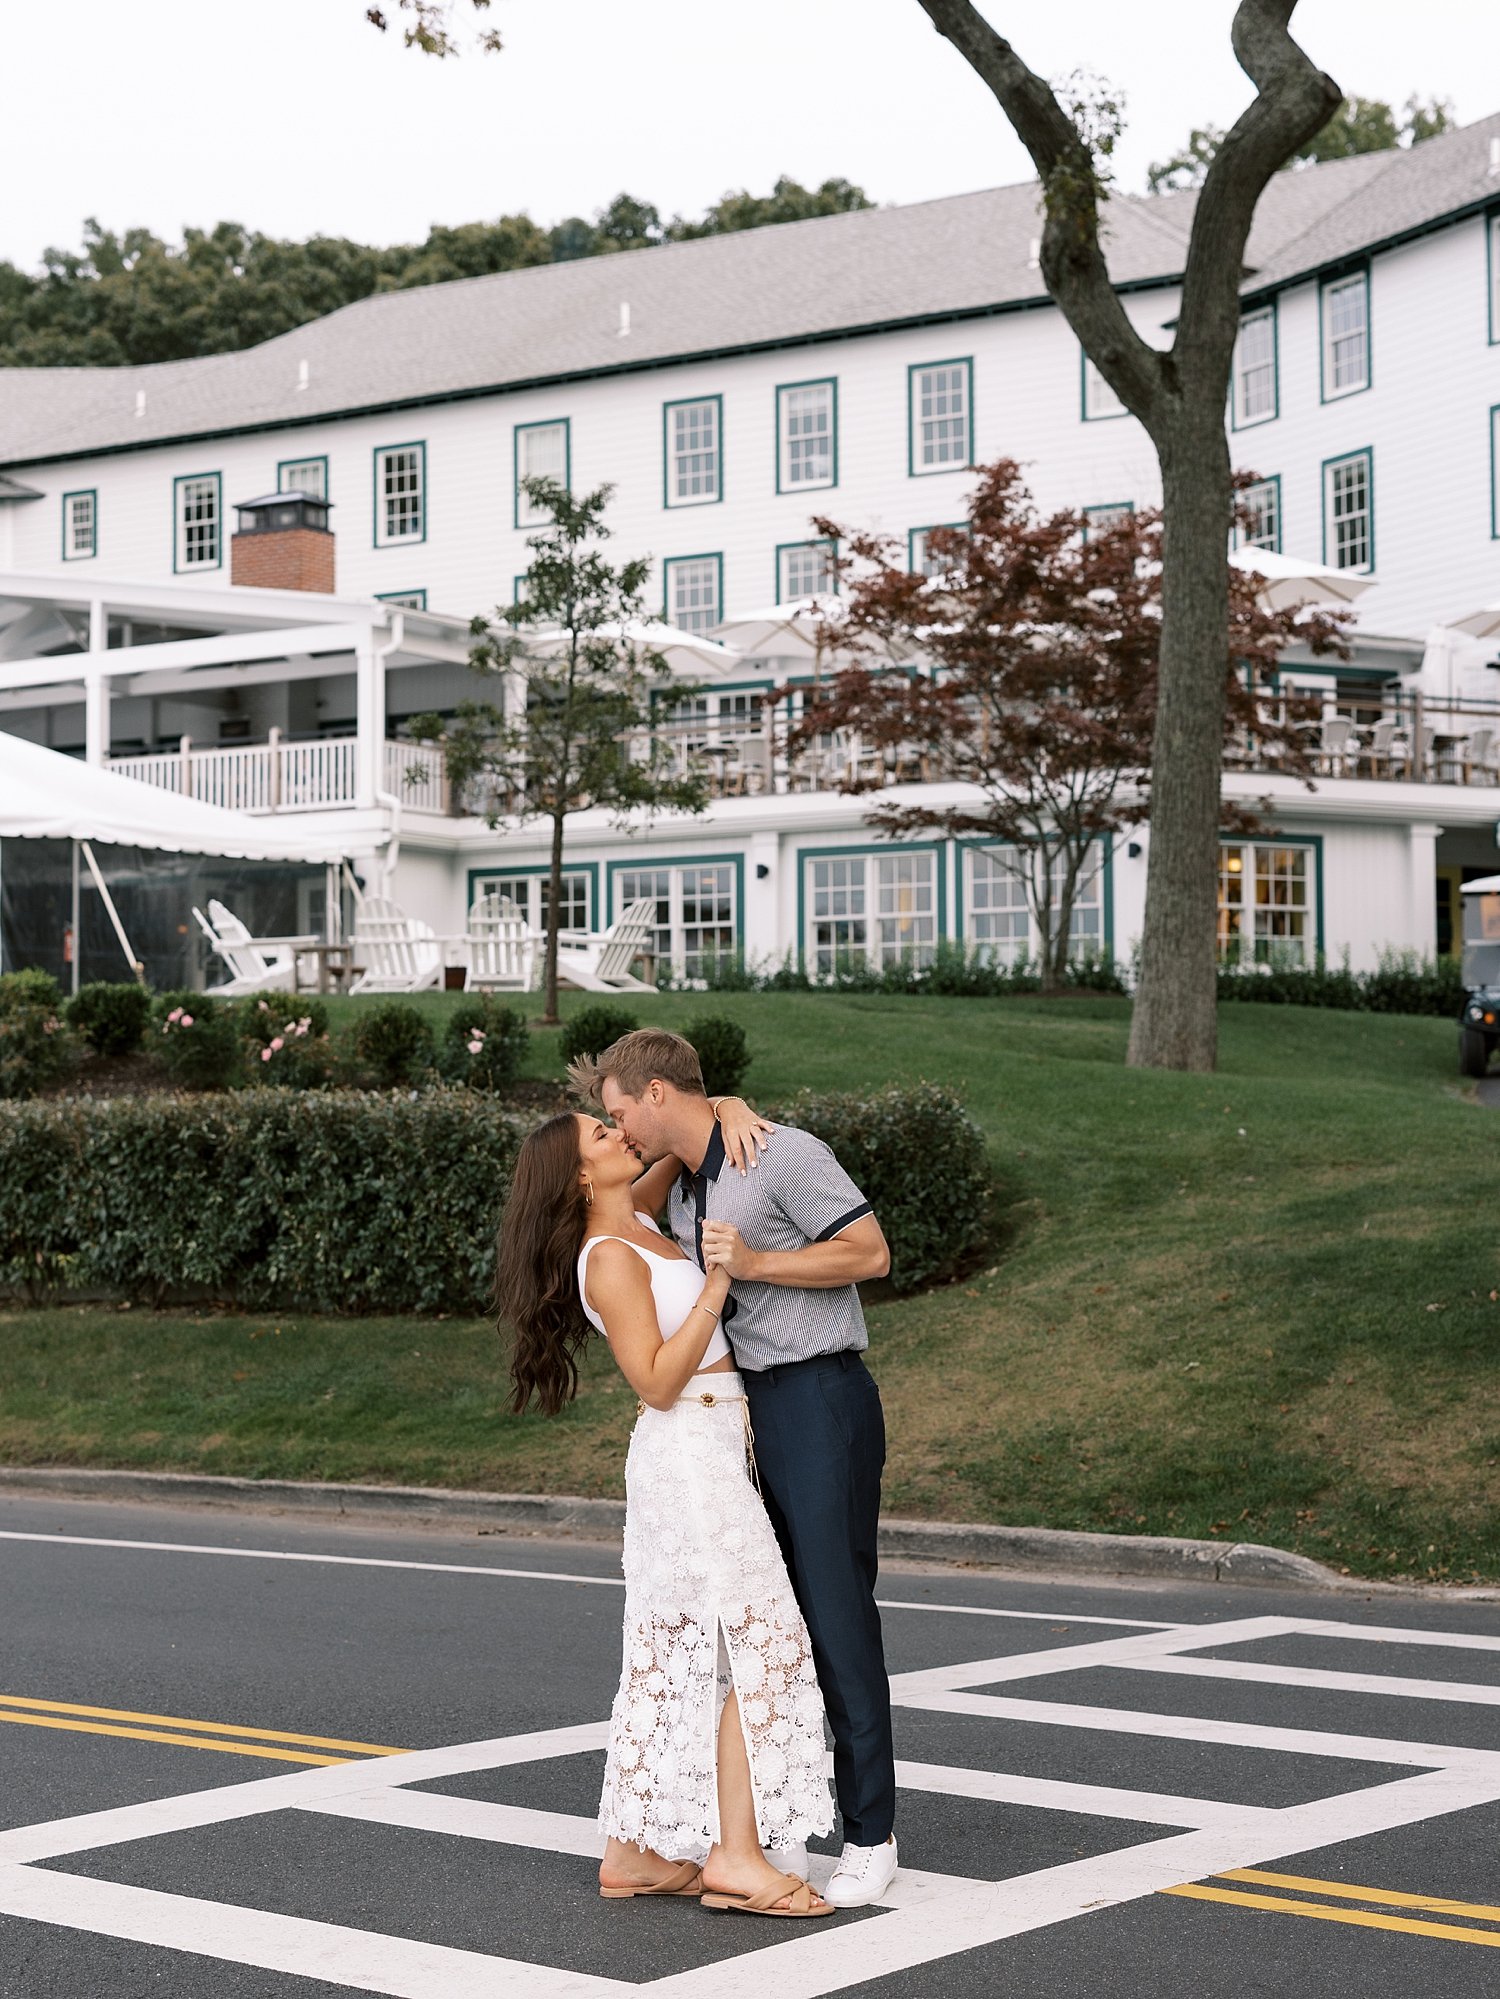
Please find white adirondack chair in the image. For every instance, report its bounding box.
[193,899,310,996]
[555,897,659,993]
[349,895,444,993]
[465,892,538,992]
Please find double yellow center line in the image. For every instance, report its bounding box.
[1163,1866,1500,1950]
[0,1693,407,1767]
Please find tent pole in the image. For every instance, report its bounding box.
[80,841,145,987]
[70,841,81,995]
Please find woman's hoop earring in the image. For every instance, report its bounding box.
[583,1178,594,1207]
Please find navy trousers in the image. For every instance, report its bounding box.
[743,1350,896,1846]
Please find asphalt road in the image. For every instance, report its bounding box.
[3,1493,1500,1998]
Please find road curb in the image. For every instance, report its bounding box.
[0,1465,1350,1589]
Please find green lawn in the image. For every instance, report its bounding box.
[5,991,1499,1584]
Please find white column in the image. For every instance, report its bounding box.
[1408,821,1443,962]
[354,635,386,810]
[83,673,109,767]
[745,829,781,966]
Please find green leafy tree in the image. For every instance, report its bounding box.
[1148,91,1454,191]
[443,480,709,1023]
[666,175,875,237]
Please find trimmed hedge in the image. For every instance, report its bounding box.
[683,1014,751,1097]
[775,1082,992,1291]
[559,1004,639,1067]
[1217,954,1466,1017]
[0,970,76,1100]
[66,981,152,1057]
[0,1090,531,1314]
[706,943,1128,998]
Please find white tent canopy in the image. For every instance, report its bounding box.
[0,730,365,862]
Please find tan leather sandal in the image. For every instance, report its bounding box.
[700,1871,835,1918]
[599,1860,705,1900]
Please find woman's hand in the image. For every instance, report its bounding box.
[713,1096,772,1176]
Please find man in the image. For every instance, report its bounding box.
[574,1027,898,1910]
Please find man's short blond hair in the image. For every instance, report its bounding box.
[568,1027,706,1107]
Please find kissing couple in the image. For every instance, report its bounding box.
[496,1027,898,1919]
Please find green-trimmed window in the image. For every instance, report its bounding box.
[909,523,968,575]
[1082,502,1133,540]
[1490,215,1500,343]
[279,456,327,499]
[806,850,937,973]
[1218,842,1313,966]
[664,398,721,507]
[1321,272,1370,398]
[777,539,836,602]
[62,490,96,561]
[1081,355,1125,421]
[174,473,221,571]
[966,845,1103,965]
[615,863,736,980]
[777,379,836,491]
[1238,477,1281,553]
[1324,450,1372,571]
[1233,307,1277,426]
[663,554,722,634]
[515,420,569,525]
[375,589,427,610]
[909,360,971,471]
[478,871,591,935]
[375,444,424,544]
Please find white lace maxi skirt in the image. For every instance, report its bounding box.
[597,1370,835,1863]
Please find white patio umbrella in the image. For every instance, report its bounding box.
[512,618,741,676]
[710,596,847,662]
[1442,604,1500,640]
[1228,545,1378,611]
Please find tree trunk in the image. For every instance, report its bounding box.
[541,809,566,1026]
[1126,416,1234,1071]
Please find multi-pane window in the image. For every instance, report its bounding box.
[909,360,972,472]
[1237,477,1281,552]
[174,473,221,570]
[62,490,96,561]
[375,589,427,611]
[1082,356,1125,420]
[515,420,569,525]
[664,398,721,507]
[1493,407,1500,539]
[966,846,1103,964]
[615,863,736,980]
[777,539,836,602]
[1322,272,1370,397]
[1218,842,1312,967]
[777,379,836,491]
[909,524,967,576]
[663,554,722,634]
[1491,216,1500,343]
[374,444,424,545]
[1233,307,1277,426]
[806,851,937,974]
[1083,502,1133,539]
[279,457,327,498]
[1324,450,1373,571]
[480,871,591,936]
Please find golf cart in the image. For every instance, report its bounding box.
[1458,875,1500,1076]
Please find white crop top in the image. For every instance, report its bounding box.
[576,1213,732,1366]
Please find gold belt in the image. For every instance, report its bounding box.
[635,1387,760,1490]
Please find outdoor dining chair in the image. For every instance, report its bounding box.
[465,892,538,991]
[554,897,659,993]
[192,899,312,997]
[348,895,444,994]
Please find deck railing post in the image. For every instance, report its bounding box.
[178,734,192,798]
[268,726,282,811]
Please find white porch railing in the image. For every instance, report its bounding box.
[384,737,449,813]
[105,732,447,814]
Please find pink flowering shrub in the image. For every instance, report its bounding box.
[238,995,335,1090]
[438,996,527,1093]
[152,990,243,1090]
[0,970,78,1100]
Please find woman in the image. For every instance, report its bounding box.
[495,1105,835,1919]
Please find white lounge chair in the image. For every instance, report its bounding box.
[465,892,538,992]
[193,898,312,996]
[555,897,659,993]
[349,895,443,994]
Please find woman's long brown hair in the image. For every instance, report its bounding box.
[495,1113,593,1416]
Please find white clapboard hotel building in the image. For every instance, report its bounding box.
[4,113,1500,983]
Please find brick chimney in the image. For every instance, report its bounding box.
[230,491,335,593]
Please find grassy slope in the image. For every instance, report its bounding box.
[4,992,1498,1583]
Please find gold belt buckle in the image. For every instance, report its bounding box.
[700,1392,716,1407]
[635,1398,645,1416]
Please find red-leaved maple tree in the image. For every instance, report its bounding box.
[795,460,1350,992]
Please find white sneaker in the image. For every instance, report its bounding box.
[765,1840,809,1879]
[823,1834,898,1908]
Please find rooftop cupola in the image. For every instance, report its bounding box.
[230,490,335,593]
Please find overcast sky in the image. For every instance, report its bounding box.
[6,0,1499,270]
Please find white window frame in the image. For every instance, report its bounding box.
[1237,476,1281,553]
[1082,502,1134,540]
[477,871,592,937]
[1490,214,1500,345]
[1081,355,1126,421]
[515,420,569,527]
[62,489,96,561]
[804,849,938,974]
[909,524,968,576]
[173,472,221,572]
[777,379,836,492]
[964,844,1104,966]
[663,397,721,508]
[1323,449,1373,573]
[613,862,738,981]
[909,360,972,474]
[1233,306,1278,427]
[374,443,424,546]
[278,456,327,499]
[777,539,836,603]
[1218,841,1314,968]
[1321,271,1370,399]
[663,553,722,635]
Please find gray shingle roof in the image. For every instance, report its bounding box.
[2,114,1495,468]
